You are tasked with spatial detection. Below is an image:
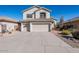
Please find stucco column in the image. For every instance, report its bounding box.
[30,22,32,32]
[21,23,24,32]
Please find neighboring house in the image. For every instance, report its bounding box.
[0,17,19,33]
[64,17,79,29]
[21,6,54,32]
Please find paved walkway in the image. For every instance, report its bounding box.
[0,32,79,53]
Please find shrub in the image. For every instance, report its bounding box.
[62,30,71,35]
[72,31,79,40]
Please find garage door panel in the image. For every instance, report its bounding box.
[31,24,49,32]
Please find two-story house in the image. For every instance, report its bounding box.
[21,6,54,32]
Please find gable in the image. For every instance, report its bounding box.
[23,7,39,14]
[23,6,51,13]
[23,6,40,13]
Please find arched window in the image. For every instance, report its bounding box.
[40,12,46,19]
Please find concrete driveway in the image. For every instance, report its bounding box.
[0,32,79,53]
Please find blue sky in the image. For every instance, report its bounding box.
[0,5,79,21]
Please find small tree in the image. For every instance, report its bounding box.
[59,16,64,30]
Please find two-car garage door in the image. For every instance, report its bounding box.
[31,23,50,32]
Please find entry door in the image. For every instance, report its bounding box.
[23,24,30,32]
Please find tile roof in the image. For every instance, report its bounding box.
[0,16,17,23]
[64,16,79,23]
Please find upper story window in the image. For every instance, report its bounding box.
[40,12,46,19]
[27,14,32,18]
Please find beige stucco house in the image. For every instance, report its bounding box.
[0,17,19,33]
[21,6,54,32]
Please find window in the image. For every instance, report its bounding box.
[40,12,46,18]
[27,14,32,18]
[2,24,7,33]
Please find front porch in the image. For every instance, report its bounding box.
[21,22,30,32]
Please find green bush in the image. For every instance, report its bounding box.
[72,31,79,40]
[62,30,71,35]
